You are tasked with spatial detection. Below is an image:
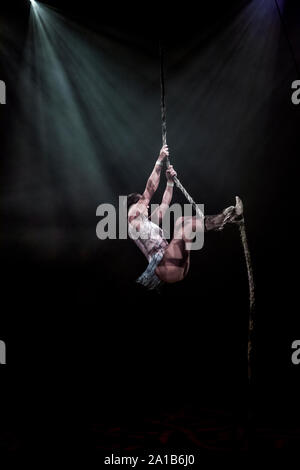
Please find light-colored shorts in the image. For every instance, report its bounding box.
[136,250,165,291]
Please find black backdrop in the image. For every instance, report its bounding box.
[1,0,299,452]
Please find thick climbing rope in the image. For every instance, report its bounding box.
[160,46,204,221]
[239,220,255,383]
[159,43,255,384]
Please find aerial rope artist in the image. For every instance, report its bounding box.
[126,45,255,382]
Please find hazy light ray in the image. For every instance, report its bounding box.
[5,1,166,253]
[164,0,284,204]
[33,4,155,163]
[32,4,160,167]
[28,3,114,215]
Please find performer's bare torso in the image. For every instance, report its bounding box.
[128,213,168,261]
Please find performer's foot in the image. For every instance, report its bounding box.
[222,204,235,219]
[205,197,244,231]
[230,196,244,223]
[220,196,244,228]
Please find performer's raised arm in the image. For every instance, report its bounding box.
[151,165,177,223]
[140,144,169,206]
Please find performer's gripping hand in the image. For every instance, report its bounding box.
[159,144,169,160]
[166,165,177,181]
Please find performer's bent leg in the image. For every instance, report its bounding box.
[204,213,231,231]
[156,198,243,284]
[156,216,202,283]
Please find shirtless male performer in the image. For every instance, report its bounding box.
[127,145,243,290]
